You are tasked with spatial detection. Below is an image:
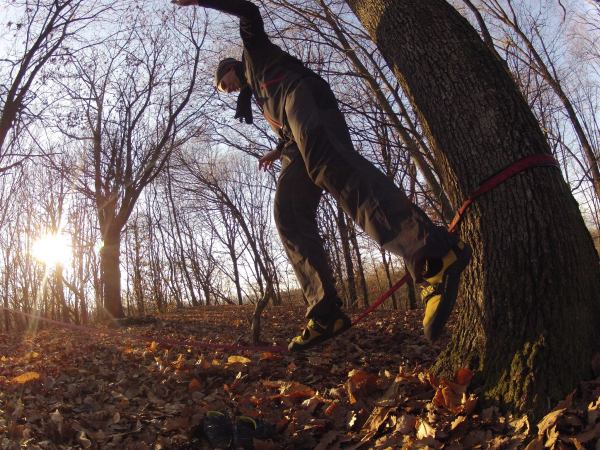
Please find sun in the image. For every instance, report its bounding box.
[32,232,72,268]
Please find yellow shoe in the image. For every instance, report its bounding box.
[421,240,471,342]
[288,311,351,352]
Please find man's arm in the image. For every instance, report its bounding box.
[172,0,268,46]
[258,139,285,171]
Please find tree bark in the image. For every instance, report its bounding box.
[54,266,68,322]
[132,223,145,315]
[346,0,600,417]
[230,248,244,305]
[336,206,357,308]
[380,248,398,310]
[349,225,369,308]
[100,229,124,319]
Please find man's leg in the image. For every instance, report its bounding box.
[275,144,338,318]
[275,144,351,351]
[284,77,452,279]
[284,77,470,344]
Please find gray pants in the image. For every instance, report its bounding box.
[274,76,455,320]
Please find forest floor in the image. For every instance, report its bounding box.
[0,305,599,449]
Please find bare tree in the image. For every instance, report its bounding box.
[176,149,281,342]
[346,0,600,416]
[477,0,600,204]
[0,0,114,173]
[56,7,209,318]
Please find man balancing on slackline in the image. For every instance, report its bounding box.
[172,0,471,351]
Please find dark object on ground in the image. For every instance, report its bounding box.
[204,411,234,448]
[113,316,159,327]
[201,411,276,449]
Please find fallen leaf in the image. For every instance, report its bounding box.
[455,367,473,385]
[451,415,467,431]
[588,396,600,425]
[188,378,203,391]
[259,352,281,361]
[172,353,187,369]
[461,393,478,415]
[324,402,338,416]
[50,409,63,436]
[361,406,394,437]
[395,414,416,434]
[537,408,566,435]
[569,437,587,450]
[510,415,531,435]
[416,419,436,440]
[77,431,92,449]
[262,380,315,400]
[545,424,559,448]
[227,355,252,365]
[12,371,40,384]
[301,396,322,415]
[346,369,379,404]
[164,416,189,432]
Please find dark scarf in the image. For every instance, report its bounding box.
[233,63,253,124]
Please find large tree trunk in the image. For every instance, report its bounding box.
[346,0,600,417]
[100,229,124,319]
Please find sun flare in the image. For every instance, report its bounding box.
[32,233,72,268]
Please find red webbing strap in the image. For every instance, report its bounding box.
[352,273,412,325]
[0,306,288,354]
[352,153,559,326]
[448,153,559,232]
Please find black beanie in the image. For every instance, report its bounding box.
[215,57,241,87]
[214,58,253,124]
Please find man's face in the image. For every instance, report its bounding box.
[217,67,242,94]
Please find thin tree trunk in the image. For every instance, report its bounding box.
[230,247,244,305]
[380,249,398,310]
[132,223,145,315]
[336,207,357,308]
[406,280,417,311]
[349,225,369,307]
[54,267,68,322]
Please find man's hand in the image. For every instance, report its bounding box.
[259,149,281,171]
[171,0,198,6]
